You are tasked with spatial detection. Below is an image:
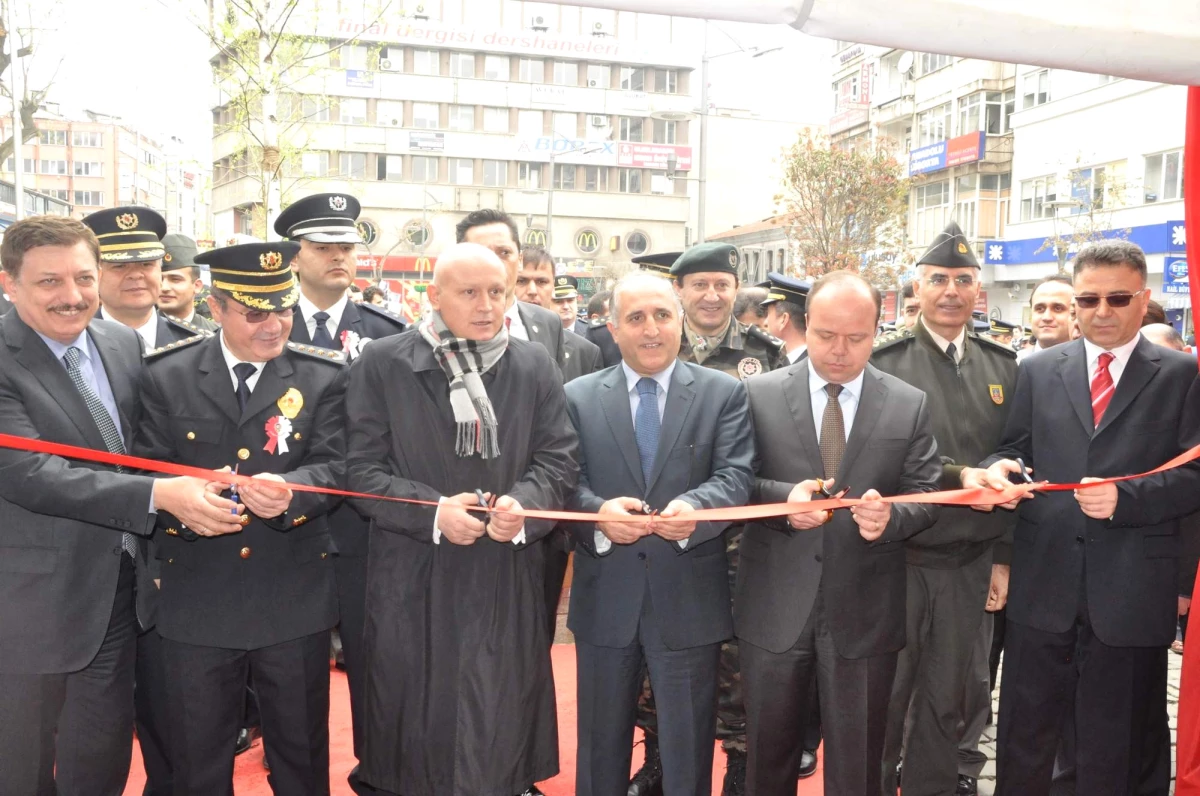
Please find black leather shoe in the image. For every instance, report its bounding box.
[956,774,978,796]
[721,749,746,796]
[798,749,818,779]
[234,726,261,756]
[628,741,664,796]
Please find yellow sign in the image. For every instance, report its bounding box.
[524,228,547,246]
[415,256,432,273]
[575,229,599,254]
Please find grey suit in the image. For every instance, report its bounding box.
[566,362,755,796]
[737,361,942,796]
[0,312,159,794]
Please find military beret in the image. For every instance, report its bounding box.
[669,242,740,279]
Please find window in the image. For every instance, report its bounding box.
[518,162,542,189]
[552,61,578,85]
[73,191,105,206]
[652,119,676,145]
[618,167,642,193]
[39,160,68,175]
[413,103,439,129]
[626,231,649,255]
[74,161,102,177]
[619,117,643,142]
[553,163,576,190]
[6,157,34,172]
[39,129,67,145]
[583,165,608,192]
[655,69,678,94]
[301,96,331,122]
[917,52,952,75]
[620,67,645,91]
[979,173,1012,192]
[339,152,367,179]
[377,100,404,126]
[484,55,509,80]
[916,103,951,147]
[913,181,950,245]
[836,74,859,110]
[587,63,610,88]
[302,151,330,176]
[76,131,103,147]
[413,49,439,75]
[448,104,474,131]
[450,52,475,78]
[379,154,404,181]
[519,58,544,82]
[957,93,980,136]
[483,107,508,133]
[1019,176,1057,221]
[1022,69,1051,109]
[1071,162,1124,211]
[43,189,70,202]
[984,90,1015,136]
[1144,150,1182,203]
[340,98,367,124]
[448,158,474,184]
[517,110,543,138]
[482,160,506,186]
[411,155,438,182]
[553,112,576,139]
[341,43,369,70]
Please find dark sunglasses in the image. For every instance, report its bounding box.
[1073,293,1136,309]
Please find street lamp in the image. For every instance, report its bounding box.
[1045,198,1083,273]
[6,1,25,220]
[526,134,605,251]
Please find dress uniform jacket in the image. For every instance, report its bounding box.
[290,299,406,366]
[133,335,348,650]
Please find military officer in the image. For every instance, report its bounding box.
[159,233,219,332]
[759,273,811,364]
[82,206,211,351]
[133,240,347,795]
[553,275,587,334]
[871,221,1018,796]
[986,318,1021,348]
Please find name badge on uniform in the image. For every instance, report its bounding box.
[264,416,292,454]
[989,384,1004,405]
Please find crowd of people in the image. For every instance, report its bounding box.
[0,193,1197,796]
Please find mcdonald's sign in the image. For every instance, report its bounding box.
[415,256,432,274]
[575,228,600,255]
[524,228,547,247]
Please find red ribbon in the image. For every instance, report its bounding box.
[1,431,1198,524]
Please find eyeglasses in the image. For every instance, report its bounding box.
[1073,293,1135,309]
[228,305,290,324]
[926,274,976,288]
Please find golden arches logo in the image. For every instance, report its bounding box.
[575,229,599,254]
[524,228,547,246]
[414,256,432,271]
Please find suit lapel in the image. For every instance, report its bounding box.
[598,366,645,491]
[289,307,313,345]
[781,360,824,476]
[241,354,295,427]
[87,322,137,444]
[1057,340,1095,434]
[1096,336,1160,437]
[840,366,887,480]
[337,301,363,342]
[517,304,545,347]
[647,363,696,491]
[197,338,242,425]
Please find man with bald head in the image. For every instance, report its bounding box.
[345,242,580,796]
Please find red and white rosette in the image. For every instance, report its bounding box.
[264,415,292,455]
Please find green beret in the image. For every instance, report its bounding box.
[669,242,740,279]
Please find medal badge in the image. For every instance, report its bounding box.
[277,387,303,419]
[264,416,292,455]
[989,384,1004,405]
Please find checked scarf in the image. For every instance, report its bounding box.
[418,311,508,459]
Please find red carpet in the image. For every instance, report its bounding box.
[124,644,824,795]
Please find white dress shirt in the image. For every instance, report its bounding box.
[1083,334,1141,390]
[921,319,965,363]
[786,345,808,364]
[504,301,530,341]
[298,292,349,341]
[101,306,159,351]
[219,332,267,392]
[809,367,864,442]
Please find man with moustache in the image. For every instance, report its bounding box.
[1017,275,1074,362]
[83,206,212,350]
[0,215,242,795]
[134,240,348,795]
[159,233,218,332]
[345,243,578,796]
[566,271,755,796]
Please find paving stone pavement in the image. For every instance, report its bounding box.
[974,650,1182,796]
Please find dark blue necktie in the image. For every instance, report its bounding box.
[233,363,257,414]
[312,311,336,349]
[635,377,661,484]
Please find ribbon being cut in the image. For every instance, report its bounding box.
[0,431,1197,524]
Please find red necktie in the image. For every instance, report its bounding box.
[505,316,512,331]
[1091,352,1116,427]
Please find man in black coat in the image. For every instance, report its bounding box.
[0,215,240,795]
[134,241,348,795]
[964,240,1200,795]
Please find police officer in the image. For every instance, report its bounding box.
[553,275,587,334]
[871,222,1018,796]
[134,241,347,795]
[629,242,786,796]
[159,233,219,332]
[759,273,811,365]
[274,192,406,792]
[82,206,212,350]
[986,318,1021,348]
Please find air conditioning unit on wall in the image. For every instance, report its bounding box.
[589,115,608,127]
[529,13,549,31]
[380,58,401,72]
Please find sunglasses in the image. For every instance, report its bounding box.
[1073,293,1136,309]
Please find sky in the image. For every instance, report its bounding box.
[15,0,832,161]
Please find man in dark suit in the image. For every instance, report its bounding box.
[455,209,566,371]
[134,241,348,795]
[565,272,755,796]
[737,271,943,795]
[83,207,213,350]
[963,240,1200,796]
[0,215,242,795]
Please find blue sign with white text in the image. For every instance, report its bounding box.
[1163,256,1189,294]
[908,141,947,176]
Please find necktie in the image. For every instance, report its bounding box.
[505,316,512,331]
[63,346,137,559]
[1091,352,1116,427]
[312,311,336,349]
[634,377,661,485]
[820,383,846,480]
[945,342,957,363]
[233,363,257,414]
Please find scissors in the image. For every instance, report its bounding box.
[474,489,495,530]
[229,464,240,515]
[814,478,850,524]
[1013,458,1034,484]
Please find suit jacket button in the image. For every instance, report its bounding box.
[112,546,123,555]
[168,558,175,564]
[637,552,647,560]
[237,448,251,461]
[815,554,822,562]
[186,432,196,440]
[1076,535,1085,543]
[240,546,252,559]
[320,552,328,559]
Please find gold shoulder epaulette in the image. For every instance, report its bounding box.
[286,341,346,364]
